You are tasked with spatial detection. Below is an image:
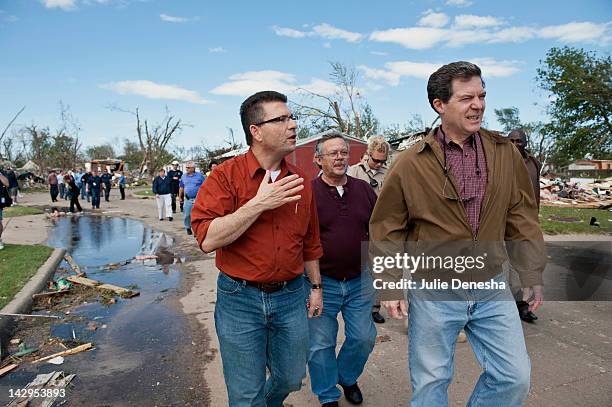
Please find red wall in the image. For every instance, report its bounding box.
[286,139,368,180]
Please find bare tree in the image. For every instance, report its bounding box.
[109,105,185,176]
[58,101,83,167]
[0,106,26,159]
[292,62,379,139]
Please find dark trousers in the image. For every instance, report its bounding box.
[91,189,100,208]
[50,185,59,202]
[119,185,125,200]
[103,183,111,201]
[70,193,82,212]
[171,192,178,212]
[59,183,66,200]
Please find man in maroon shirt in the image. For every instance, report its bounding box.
[308,132,377,407]
[190,91,323,407]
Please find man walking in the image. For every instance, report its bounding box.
[118,171,126,200]
[369,61,546,406]
[64,174,82,213]
[152,168,173,221]
[190,90,323,407]
[73,168,84,201]
[168,161,183,213]
[309,132,377,407]
[509,128,542,323]
[101,169,112,202]
[87,169,102,209]
[5,166,19,205]
[48,170,59,202]
[179,162,205,235]
[348,135,390,324]
[0,170,9,250]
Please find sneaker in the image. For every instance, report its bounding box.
[186,229,192,235]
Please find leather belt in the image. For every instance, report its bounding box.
[226,274,288,293]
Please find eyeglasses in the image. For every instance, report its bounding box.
[370,157,387,165]
[255,114,298,126]
[318,150,349,158]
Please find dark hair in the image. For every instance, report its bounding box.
[208,160,218,170]
[240,91,288,146]
[315,131,350,156]
[427,61,484,113]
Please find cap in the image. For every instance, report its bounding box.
[172,160,179,165]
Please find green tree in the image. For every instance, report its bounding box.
[536,46,612,165]
[86,144,116,160]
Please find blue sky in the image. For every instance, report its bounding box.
[1,0,610,152]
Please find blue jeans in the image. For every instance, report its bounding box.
[407,274,530,406]
[91,189,100,208]
[78,183,85,200]
[307,274,376,404]
[215,273,309,407]
[183,198,194,231]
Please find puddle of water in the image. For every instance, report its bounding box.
[0,215,207,406]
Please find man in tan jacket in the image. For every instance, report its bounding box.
[369,61,546,406]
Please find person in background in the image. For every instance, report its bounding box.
[64,174,82,213]
[179,162,205,235]
[57,170,66,200]
[101,169,112,202]
[508,128,542,323]
[81,170,92,203]
[88,169,102,209]
[48,170,59,202]
[118,171,126,200]
[168,161,183,213]
[5,166,19,205]
[152,168,173,221]
[347,135,391,324]
[206,160,218,176]
[73,168,84,201]
[309,132,377,407]
[0,170,9,250]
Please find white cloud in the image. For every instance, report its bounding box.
[370,19,612,49]
[273,23,362,43]
[446,0,473,7]
[359,65,401,86]
[370,27,447,50]
[454,14,504,28]
[312,23,363,42]
[359,58,522,88]
[160,14,195,23]
[538,21,611,43]
[323,42,332,48]
[272,25,308,38]
[418,10,449,28]
[370,51,388,56]
[210,70,337,97]
[100,80,210,104]
[209,46,226,53]
[41,0,76,10]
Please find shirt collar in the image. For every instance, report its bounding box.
[246,148,293,179]
[436,126,479,148]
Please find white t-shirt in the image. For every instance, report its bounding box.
[336,185,344,197]
[270,170,281,182]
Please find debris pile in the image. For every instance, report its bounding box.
[540,178,612,209]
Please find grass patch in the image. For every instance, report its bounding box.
[539,206,612,235]
[133,189,154,197]
[0,244,54,309]
[3,206,44,217]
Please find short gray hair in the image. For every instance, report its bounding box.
[315,131,350,156]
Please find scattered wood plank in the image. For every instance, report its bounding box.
[0,313,60,319]
[32,289,70,300]
[66,276,139,298]
[32,343,93,364]
[6,371,75,407]
[64,253,84,276]
[0,363,18,377]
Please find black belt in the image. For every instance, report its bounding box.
[225,274,288,293]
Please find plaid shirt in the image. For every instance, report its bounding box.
[436,128,488,236]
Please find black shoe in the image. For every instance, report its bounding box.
[168,217,173,221]
[341,383,363,405]
[516,301,538,323]
[322,402,339,407]
[186,229,192,235]
[372,311,385,324]
[159,218,164,221]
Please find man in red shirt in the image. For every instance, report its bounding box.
[190,91,324,407]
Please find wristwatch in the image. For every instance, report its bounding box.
[311,283,322,290]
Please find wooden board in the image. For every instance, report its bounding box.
[32,343,93,364]
[0,363,18,377]
[66,276,139,298]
